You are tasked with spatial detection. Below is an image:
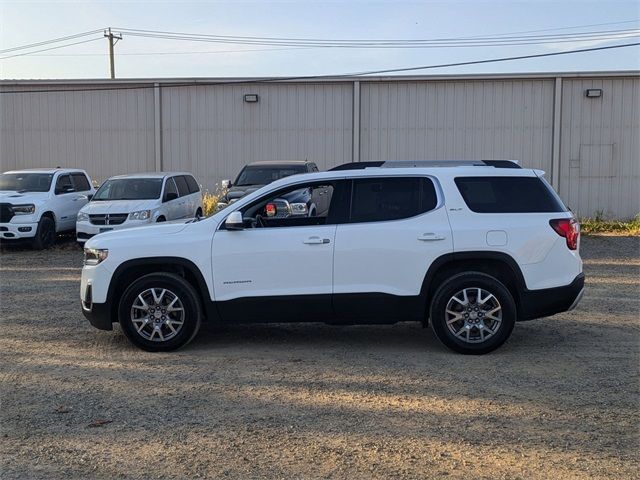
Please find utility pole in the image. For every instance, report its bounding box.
[104,28,122,79]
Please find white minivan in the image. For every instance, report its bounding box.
[76,172,203,243]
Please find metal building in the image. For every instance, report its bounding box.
[1,72,638,218]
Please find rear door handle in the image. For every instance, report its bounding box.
[418,233,445,241]
[303,236,330,245]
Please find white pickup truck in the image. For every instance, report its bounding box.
[0,168,95,249]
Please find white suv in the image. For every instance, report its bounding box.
[1,168,95,249]
[80,161,584,354]
[76,172,203,243]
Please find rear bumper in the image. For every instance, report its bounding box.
[518,273,585,320]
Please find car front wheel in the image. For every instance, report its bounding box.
[118,273,202,352]
[430,272,516,355]
[31,216,56,250]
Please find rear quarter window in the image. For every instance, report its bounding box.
[454,176,567,213]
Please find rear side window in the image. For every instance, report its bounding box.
[184,175,200,194]
[349,177,438,223]
[173,176,190,197]
[71,173,91,192]
[455,176,567,213]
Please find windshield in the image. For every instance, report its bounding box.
[93,178,163,201]
[235,165,306,186]
[0,173,54,192]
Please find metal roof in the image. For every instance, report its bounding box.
[1,70,638,86]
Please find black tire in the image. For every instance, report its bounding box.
[31,216,56,250]
[156,216,166,222]
[195,208,203,218]
[118,273,202,352]
[430,272,516,355]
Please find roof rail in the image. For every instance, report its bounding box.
[328,160,521,171]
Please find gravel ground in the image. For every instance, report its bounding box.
[0,235,638,480]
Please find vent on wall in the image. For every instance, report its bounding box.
[585,89,603,98]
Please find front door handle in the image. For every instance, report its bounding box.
[303,236,330,245]
[418,233,445,241]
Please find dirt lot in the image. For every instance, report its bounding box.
[0,235,638,479]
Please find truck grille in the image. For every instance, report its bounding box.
[0,203,14,223]
[89,213,128,225]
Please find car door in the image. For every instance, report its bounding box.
[162,177,182,220]
[184,174,202,216]
[332,176,453,322]
[212,179,347,322]
[51,174,79,230]
[70,172,92,215]
[172,175,191,218]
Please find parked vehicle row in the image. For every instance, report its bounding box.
[80,160,584,355]
[0,168,203,248]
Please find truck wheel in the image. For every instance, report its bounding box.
[118,273,202,352]
[31,216,56,250]
[156,216,166,222]
[430,272,516,355]
[195,208,203,218]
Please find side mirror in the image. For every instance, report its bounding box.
[221,179,232,189]
[225,211,244,230]
[164,192,179,202]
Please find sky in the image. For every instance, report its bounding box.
[0,0,639,79]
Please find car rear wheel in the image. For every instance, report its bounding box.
[195,208,203,218]
[430,272,516,355]
[118,273,202,352]
[31,216,55,250]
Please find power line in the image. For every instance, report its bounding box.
[1,41,638,95]
[2,21,638,60]
[0,29,104,54]
[114,26,640,47]
[0,37,103,60]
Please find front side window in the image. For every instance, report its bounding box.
[234,165,306,186]
[71,173,91,192]
[93,178,163,201]
[55,174,74,194]
[455,176,567,213]
[237,181,341,229]
[349,177,438,223]
[0,173,53,192]
[163,178,178,200]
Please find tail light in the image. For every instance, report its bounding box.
[550,218,579,250]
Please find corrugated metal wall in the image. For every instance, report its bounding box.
[1,75,638,218]
[360,80,555,172]
[161,83,353,190]
[0,85,155,181]
[558,77,640,219]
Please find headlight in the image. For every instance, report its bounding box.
[83,248,108,266]
[77,212,89,222]
[12,204,35,215]
[289,203,309,216]
[128,210,151,221]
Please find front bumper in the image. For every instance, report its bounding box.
[518,273,585,320]
[81,282,113,330]
[0,221,38,239]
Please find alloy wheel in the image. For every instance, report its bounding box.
[445,287,502,344]
[130,288,185,342]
